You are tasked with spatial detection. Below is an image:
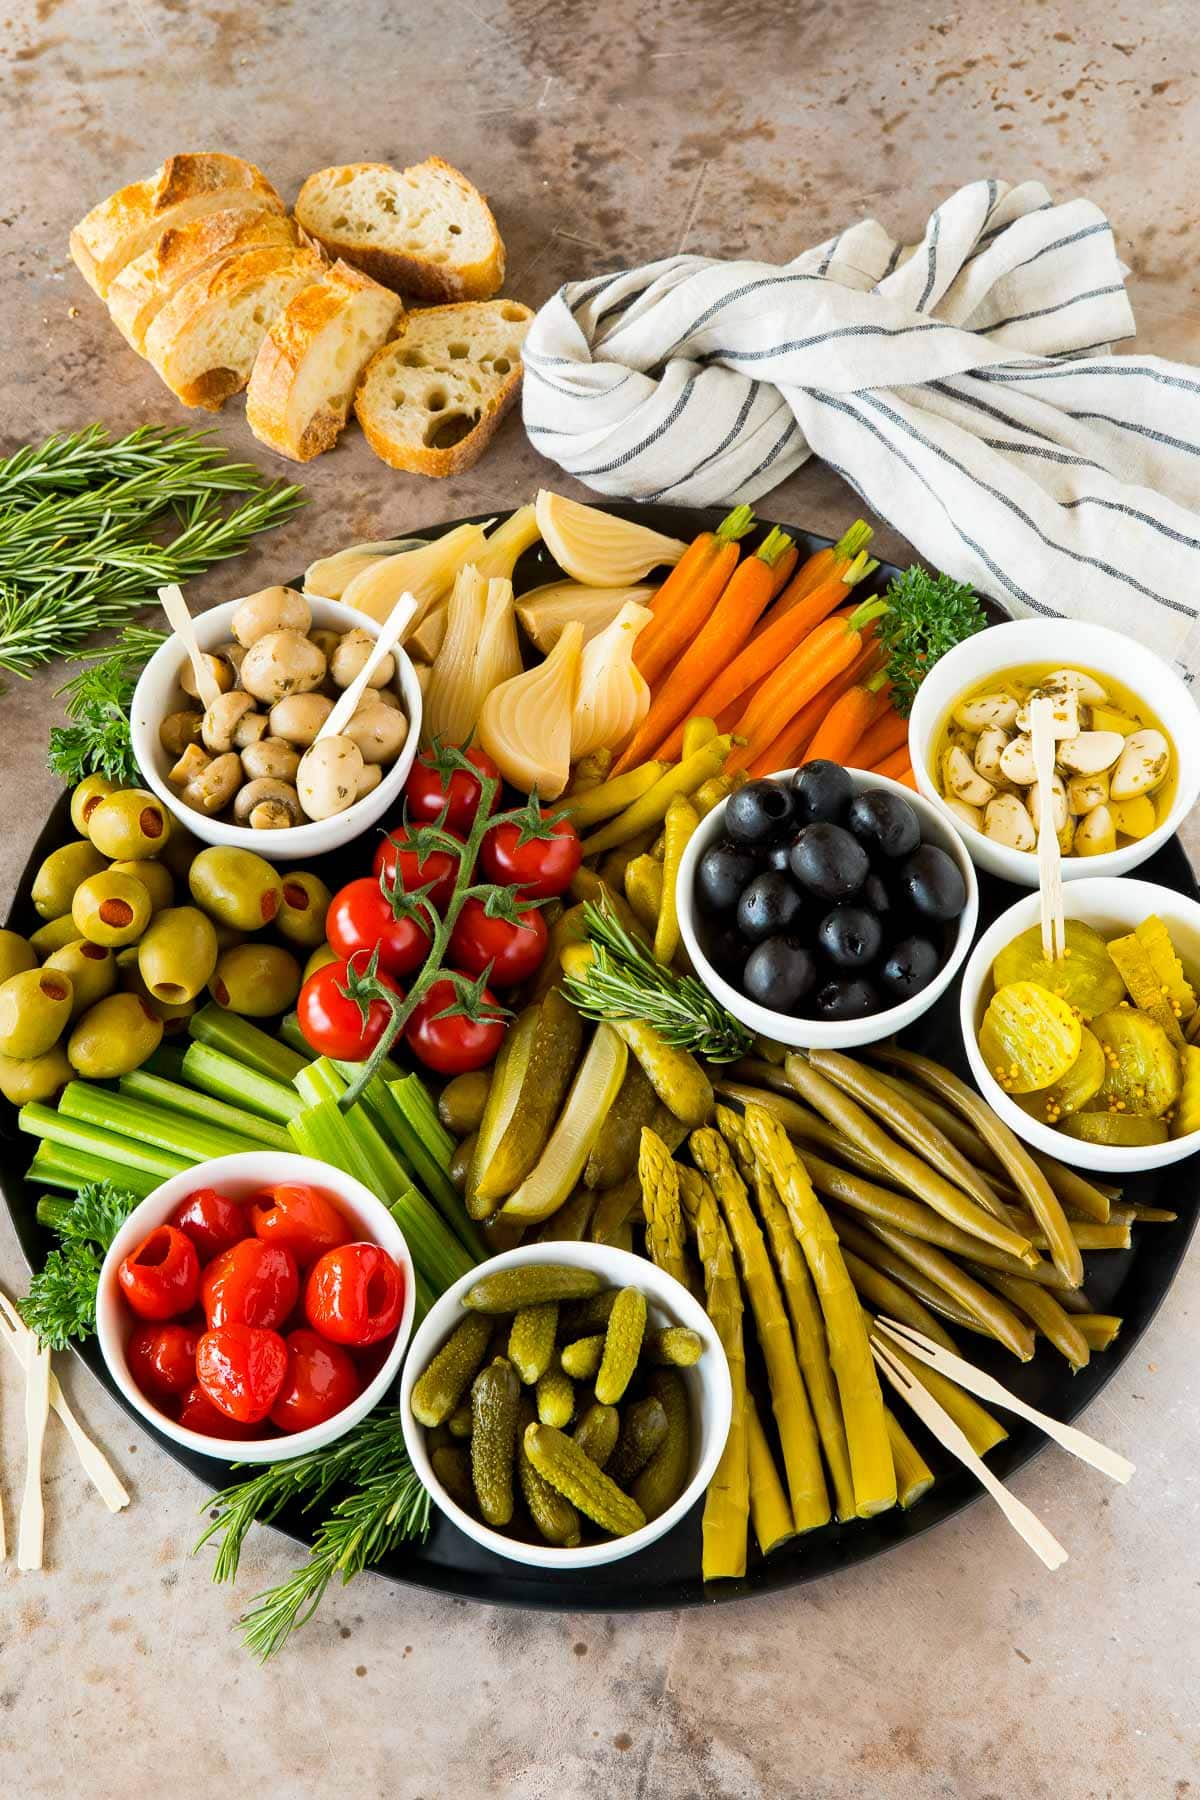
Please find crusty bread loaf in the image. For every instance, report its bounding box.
[144,245,326,410]
[107,207,299,353]
[69,153,284,298]
[294,158,504,303]
[246,260,404,462]
[353,299,532,476]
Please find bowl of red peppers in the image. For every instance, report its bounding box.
[95,1151,415,1462]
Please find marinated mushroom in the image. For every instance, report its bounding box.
[241,736,301,783]
[330,627,394,691]
[296,736,364,820]
[233,778,301,825]
[214,640,249,681]
[269,692,334,746]
[180,752,242,816]
[355,762,383,799]
[367,686,403,713]
[180,652,235,700]
[232,710,270,751]
[249,799,297,830]
[202,690,258,753]
[230,585,311,648]
[310,628,342,664]
[240,630,327,704]
[160,710,204,756]
[345,702,408,765]
[168,742,211,787]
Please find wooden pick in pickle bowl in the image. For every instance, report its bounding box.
[156,581,223,711]
[1029,691,1074,963]
[294,589,419,822]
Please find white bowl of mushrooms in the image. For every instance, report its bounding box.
[131,586,423,859]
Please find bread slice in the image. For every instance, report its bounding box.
[354,298,532,476]
[144,245,326,410]
[294,158,504,302]
[246,260,404,461]
[107,207,300,353]
[70,153,284,298]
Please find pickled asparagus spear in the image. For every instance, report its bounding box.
[744,1104,895,1518]
[746,1393,795,1555]
[639,1127,689,1286]
[677,1164,749,1579]
[691,1127,830,1535]
[885,1408,934,1509]
[717,1104,855,1522]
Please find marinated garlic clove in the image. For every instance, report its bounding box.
[1109,729,1170,800]
[159,710,204,757]
[1055,730,1124,776]
[180,651,234,701]
[1057,814,1076,856]
[168,742,211,787]
[973,725,1010,785]
[984,792,1036,851]
[233,778,301,825]
[998,733,1036,786]
[945,797,984,832]
[1029,773,1069,832]
[944,745,995,807]
[1015,690,1079,738]
[240,630,327,704]
[269,692,334,746]
[952,693,1020,732]
[331,627,395,691]
[241,736,301,783]
[181,751,242,816]
[201,690,258,753]
[230,585,311,648]
[1066,771,1109,816]
[1044,669,1109,706]
[1074,803,1117,856]
[296,736,365,820]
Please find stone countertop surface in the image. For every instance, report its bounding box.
[1,2,1197,1795]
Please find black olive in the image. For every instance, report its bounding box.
[788,822,869,901]
[725,779,798,847]
[879,934,942,1001]
[736,871,807,944]
[790,760,854,825]
[812,976,881,1020]
[697,916,751,982]
[897,843,967,923]
[696,839,760,917]
[741,937,817,1011]
[846,789,922,860]
[862,870,895,923]
[763,840,794,874]
[817,904,883,970]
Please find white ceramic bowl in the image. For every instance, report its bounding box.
[97,1152,415,1462]
[676,769,978,1050]
[400,1242,732,1571]
[908,618,1200,886]
[131,594,423,860]
[960,876,1200,1174]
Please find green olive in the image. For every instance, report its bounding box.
[120,962,199,1028]
[86,788,171,861]
[437,1070,493,1137]
[109,858,174,913]
[0,967,74,1059]
[137,905,219,1005]
[160,820,203,881]
[212,922,245,952]
[449,1131,477,1193]
[44,940,118,1017]
[210,942,302,1017]
[0,1044,73,1106]
[28,915,83,959]
[70,774,120,837]
[67,991,163,1079]
[302,941,339,983]
[30,839,109,919]
[188,846,284,932]
[71,871,153,947]
[276,871,333,948]
[0,929,37,985]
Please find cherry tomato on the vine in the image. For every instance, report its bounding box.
[373,830,461,912]
[404,976,506,1074]
[448,897,548,988]
[201,1237,299,1331]
[404,748,500,834]
[250,1183,352,1269]
[170,1187,247,1262]
[195,1323,288,1424]
[117,1225,200,1322]
[127,1321,200,1398]
[297,954,402,1062]
[481,814,582,899]
[269,1328,362,1431]
[326,877,431,978]
[305,1243,405,1347]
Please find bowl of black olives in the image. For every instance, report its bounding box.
[678,761,978,1048]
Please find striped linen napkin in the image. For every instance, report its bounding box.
[522,178,1200,682]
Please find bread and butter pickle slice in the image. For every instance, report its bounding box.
[1134,916,1196,1020]
[1170,1043,1200,1139]
[991,919,1124,1018]
[1090,1006,1182,1119]
[1012,1027,1105,1124]
[1059,1111,1169,1148]
[979,981,1082,1094]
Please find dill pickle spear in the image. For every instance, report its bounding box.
[583,1058,660,1189]
[472,990,584,1210]
[500,1025,629,1222]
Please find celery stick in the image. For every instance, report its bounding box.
[143,1043,190,1083]
[27,1141,160,1199]
[182,1042,303,1125]
[189,1004,309,1083]
[295,1057,346,1109]
[371,1078,487,1259]
[288,1098,381,1196]
[393,1072,456,1166]
[278,1012,316,1064]
[58,1082,254,1164]
[119,1070,291,1152]
[19,1104,188,1180]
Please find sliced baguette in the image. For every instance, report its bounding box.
[295,158,504,302]
[144,245,326,410]
[246,260,404,461]
[354,299,532,477]
[107,207,300,353]
[69,153,284,298]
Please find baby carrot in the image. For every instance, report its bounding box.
[635,505,756,685]
[767,541,800,598]
[746,643,882,778]
[848,707,908,769]
[873,745,914,782]
[728,596,889,773]
[804,672,891,766]
[616,527,794,774]
[764,520,873,623]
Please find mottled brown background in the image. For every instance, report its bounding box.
[1,2,1197,1796]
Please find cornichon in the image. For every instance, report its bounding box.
[464,1263,604,1312]
[559,1287,618,1337]
[447,1402,473,1439]
[523,1423,647,1536]
[573,1401,620,1467]
[535,1355,575,1428]
[470,991,585,1214]
[644,1325,703,1367]
[470,1357,521,1527]
[595,1286,647,1406]
[560,1333,604,1379]
[584,1058,660,1190]
[410,1312,493,1427]
[508,1301,558,1384]
[607,1396,669,1487]
[516,1399,582,1546]
[500,1025,629,1222]
[631,1369,692,1521]
[431,1444,476,1514]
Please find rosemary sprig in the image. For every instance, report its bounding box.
[47,626,167,784]
[19,1182,139,1350]
[563,900,755,1062]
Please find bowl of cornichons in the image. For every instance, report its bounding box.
[399,1243,733,1569]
